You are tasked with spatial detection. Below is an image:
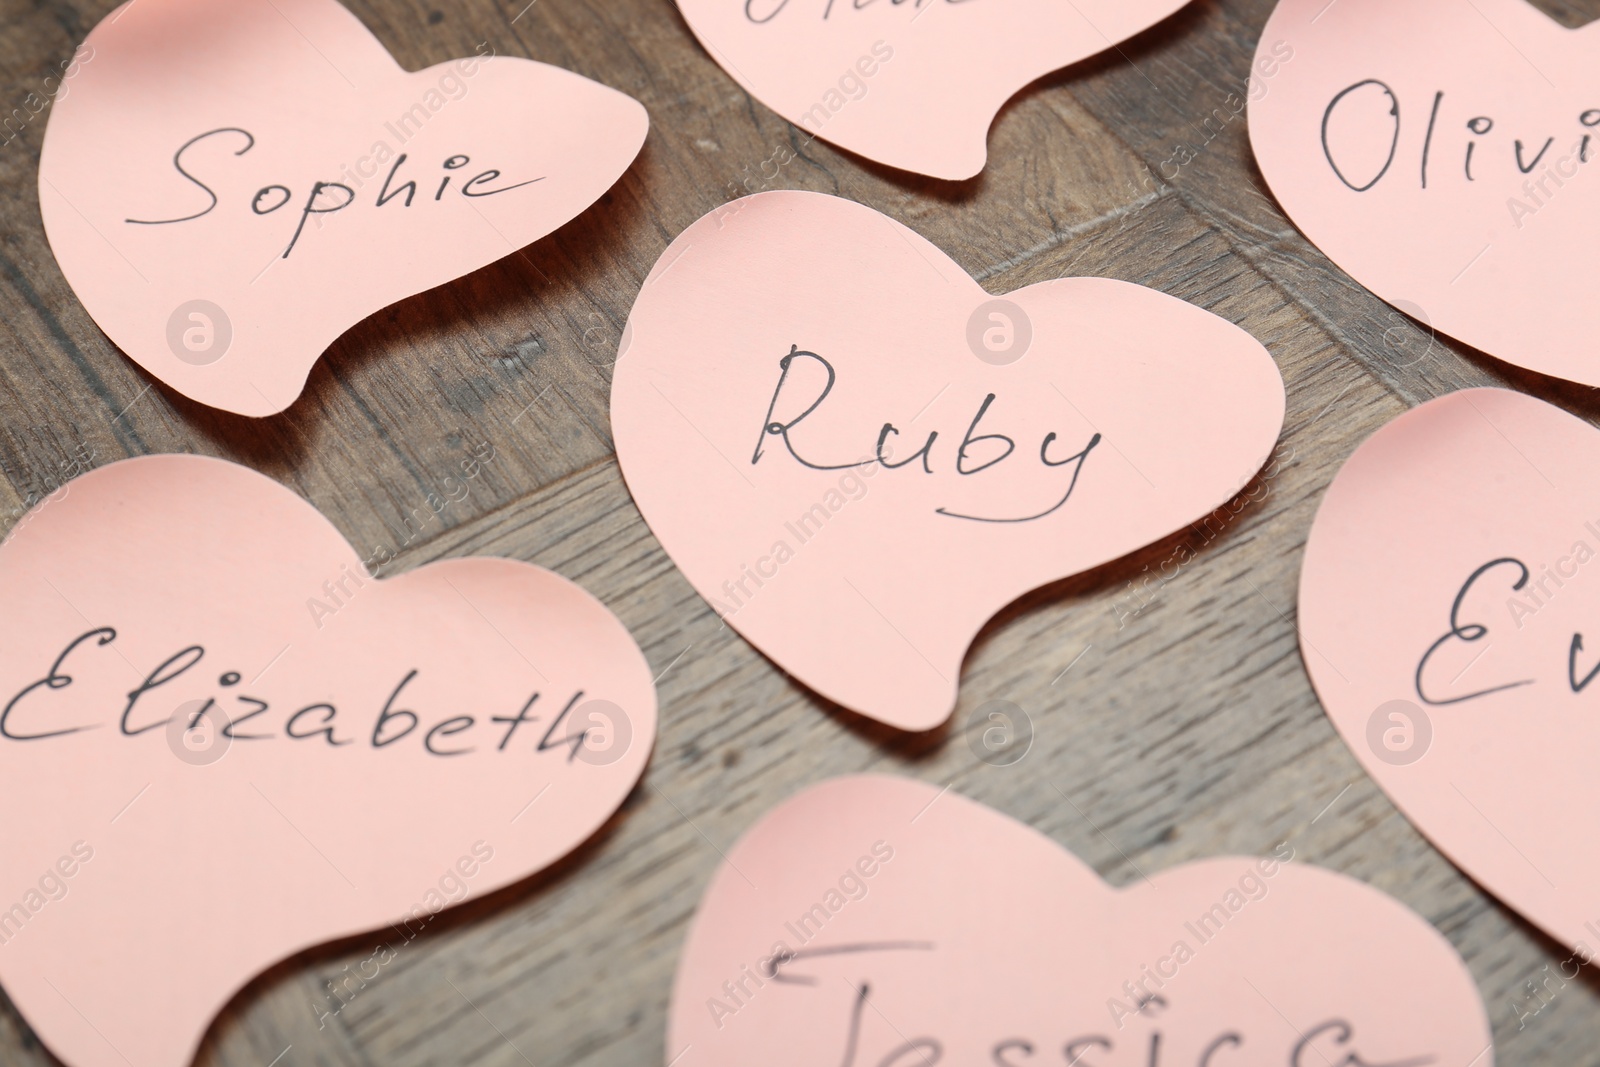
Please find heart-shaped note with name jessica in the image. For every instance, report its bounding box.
[1301,387,1600,956]
[39,0,647,417]
[612,191,1285,730]
[0,454,656,1067]
[669,775,1491,1067]
[1249,0,1600,385]
[676,0,1190,180]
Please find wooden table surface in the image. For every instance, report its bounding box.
[3,0,1599,1063]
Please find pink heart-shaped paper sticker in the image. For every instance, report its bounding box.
[611,191,1285,730]
[669,775,1491,1066]
[676,0,1191,180]
[39,0,648,416]
[1301,387,1600,956]
[1249,0,1600,385]
[0,454,656,1067]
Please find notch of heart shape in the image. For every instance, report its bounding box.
[668,775,1491,1066]
[38,0,648,417]
[1250,0,1600,385]
[0,454,657,1067]
[611,191,1286,731]
[1301,386,1600,959]
[675,0,1192,180]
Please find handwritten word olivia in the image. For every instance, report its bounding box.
[126,125,541,259]
[0,841,93,947]
[0,627,593,760]
[706,839,894,1030]
[1321,81,1600,192]
[753,346,1101,524]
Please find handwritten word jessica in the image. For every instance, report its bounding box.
[753,346,1101,523]
[811,947,1433,1067]
[126,127,541,258]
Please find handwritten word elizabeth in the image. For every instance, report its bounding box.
[0,627,592,760]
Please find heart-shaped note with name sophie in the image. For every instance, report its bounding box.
[676,0,1190,180]
[612,191,1285,730]
[1249,0,1600,385]
[0,455,655,1067]
[1301,387,1600,957]
[669,775,1491,1067]
[38,0,647,417]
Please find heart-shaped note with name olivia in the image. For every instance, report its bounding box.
[676,0,1190,180]
[1249,0,1600,385]
[669,775,1491,1067]
[0,454,656,1067]
[612,191,1285,730]
[1301,387,1600,956]
[39,0,647,417]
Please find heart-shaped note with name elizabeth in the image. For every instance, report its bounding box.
[0,455,656,1067]
[676,0,1190,180]
[1301,387,1600,956]
[1249,0,1600,385]
[612,191,1285,730]
[669,775,1491,1067]
[39,0,648,416]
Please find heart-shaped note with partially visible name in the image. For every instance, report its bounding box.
[39,0,647,417]
[612,191,1285,730]
[1250,0,1600,385]
[676,0,1190,180]
[1301,387,1600,957]
[669,775,1491,1067]
[0,455,656,1067]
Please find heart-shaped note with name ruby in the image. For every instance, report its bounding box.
[612,191,1285,730]
[1250,0,1600,385]
[669,775,1491,1067]
[676,0,1190,180]
[39,0,647,417]
[1301,387,1600,956]
[0,455,656,1067]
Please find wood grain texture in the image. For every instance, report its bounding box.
[1,0,1598,1063]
